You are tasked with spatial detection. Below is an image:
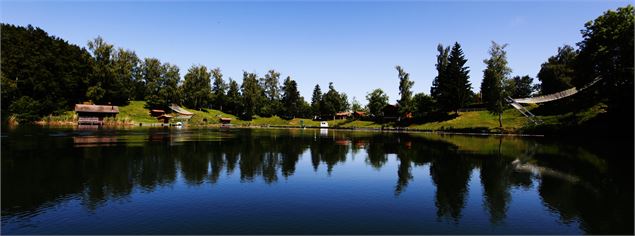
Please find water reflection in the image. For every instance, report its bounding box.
[1,128,632,234]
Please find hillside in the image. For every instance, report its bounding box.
[34,101,608,134]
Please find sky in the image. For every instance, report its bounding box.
[1,1,630,104]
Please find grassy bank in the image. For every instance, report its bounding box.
[30,101,607,134]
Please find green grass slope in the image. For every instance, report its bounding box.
[37,101,607,135]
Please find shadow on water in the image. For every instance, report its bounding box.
[1,127,632,234]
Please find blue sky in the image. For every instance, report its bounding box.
[1,1,629,104]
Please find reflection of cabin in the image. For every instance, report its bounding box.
[157,114,173,123]
[75,104,119,125]
[219,117,232,124]
[335,112,351,120]
[73,136,118,147]
[150,109,165,117]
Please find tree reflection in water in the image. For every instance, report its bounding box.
[1,128,632,234]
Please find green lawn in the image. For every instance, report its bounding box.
[408,109,532,133]
[117,101,157,123]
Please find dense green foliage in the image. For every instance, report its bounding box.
[507,75,534,98]
[320,82,349,119]
[537,45,577,95]
[181,65,212,110]
[365,89,389,118]
[144,60,181,110]
[412,93,435,119]
[1,24,93,121]
[574,5,633,122]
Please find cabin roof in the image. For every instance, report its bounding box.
[219,117,232,121]
[151,109,165,113]
[74,104,119,113]
[336,112,351,116]
[169,104,194,116]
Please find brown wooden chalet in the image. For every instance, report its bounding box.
[353,111,366,119]
[335,112,351,120]
[157,114,173,124]
[219,117,232,124]
[75,104,119,125]
[150,109,166,117]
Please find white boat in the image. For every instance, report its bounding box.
[320,121,328,127]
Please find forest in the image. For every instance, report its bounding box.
[1,5,632,131]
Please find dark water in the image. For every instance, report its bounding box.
[1,126,632,234]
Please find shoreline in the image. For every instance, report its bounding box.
[14,121,545,137]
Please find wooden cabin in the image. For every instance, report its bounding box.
[75,104,119,125]
[353,111,366,119]
[157,114,173,124]
[219,117,232,128]
[335,111,351,120]
[219,117,232,124]
[150,109,165,117]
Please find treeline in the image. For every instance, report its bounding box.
[1,5,632,125]
[0,25,315,121]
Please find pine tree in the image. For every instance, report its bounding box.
[445,42,472,114]
[310,84,322,117]
[225,78,241,115]
[281,76,301,118]
[211,68,227,111]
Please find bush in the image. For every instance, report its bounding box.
[9,96,42,123]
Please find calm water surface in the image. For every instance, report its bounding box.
[1,127,632,234]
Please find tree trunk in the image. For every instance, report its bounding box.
[498,113,503,128]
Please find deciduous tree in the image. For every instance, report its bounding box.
[241,72,263,120]
[366,89,389,118]
[396,65,414,117]
[537,45,577,95]
[182,65,212,110]
[481,41,511,128]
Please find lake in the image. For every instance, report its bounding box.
[1,126,632,234]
